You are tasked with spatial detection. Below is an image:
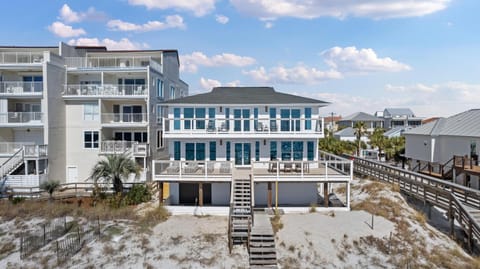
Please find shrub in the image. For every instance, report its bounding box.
[125,184,151,205]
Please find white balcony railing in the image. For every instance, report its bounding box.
[0,142,34,155]
[100,140,148,156]
[64,56,162,72]
[101,113,147,124]
[0,52,44,64]
[24,145,48,158]
[0,81,43,95]
[63,84,147,97]
[162,117,324,135]
[153,160,233,181]
[152,157,352,183]
[0,112,43,124]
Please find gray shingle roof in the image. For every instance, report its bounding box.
[164,87,329,105]
[403,109,480,137]
[340,112,382,122]
[334,127,356,137]
[384,108,415,117]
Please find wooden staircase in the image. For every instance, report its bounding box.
[228,177,253,251]
[0,147,25,180]
[249,213,278,268]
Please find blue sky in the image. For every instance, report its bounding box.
[1,0,479,118]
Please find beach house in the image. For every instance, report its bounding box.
[153,87,353,209]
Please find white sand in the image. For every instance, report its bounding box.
[0,177,476,268]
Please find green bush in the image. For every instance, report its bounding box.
[125,184,151,206]
[10,196,26,204]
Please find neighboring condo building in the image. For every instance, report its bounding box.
[0,43,188,189]
[153,87,353,208]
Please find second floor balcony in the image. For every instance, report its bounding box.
[162,117,324,138]
[0,81,43,96]
[100,140,148,157]
[63,84,147,98]
[0,112,43,126]
[0,52,44,65]
[64,56,162,73]
[101,113,148,126]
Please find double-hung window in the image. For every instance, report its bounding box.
[83,103,99,121]
[170,86,175,99]
[84,131,99,149]
[157,79,164,98]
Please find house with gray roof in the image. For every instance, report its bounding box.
[404,109,480,188]
[152,86,353,210]
[383,108,423,129]
[337,112,383,131]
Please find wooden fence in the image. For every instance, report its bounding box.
[55,219,101,263]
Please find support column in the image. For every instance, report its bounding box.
[199,183,204,207]
[324,182,329,207]
[267,182,272,208]
[158,182,163,204]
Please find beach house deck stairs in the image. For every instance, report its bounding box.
[228,176,253,251]
[249,212,278,268]
[0,147,25,180]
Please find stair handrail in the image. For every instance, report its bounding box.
[441,156,455,177]
[249,174,254,226]
[0,146,24,178]
[228,202,233,254]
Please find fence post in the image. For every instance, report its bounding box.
[97,216,101,236]
[20,235,23,258]
[43,224,46,245]
[64,216,67,232]
[77,226,81,246]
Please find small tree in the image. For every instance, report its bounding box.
[91,154,140,195]
[40,180,60,201]
[354,121,367,156]
[369,128,387,159]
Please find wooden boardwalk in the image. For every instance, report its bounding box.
[249,212,277,268]
[353,157,480,252]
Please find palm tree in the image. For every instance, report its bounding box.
[91,154,140,194]
[369,128,387,158]
[40,180,60,202]
[354,121,366,156]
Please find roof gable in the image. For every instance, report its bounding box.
[340,112,381,122]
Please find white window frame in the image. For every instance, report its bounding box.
[83,130,99,149]
[170,86,175,99]
[83,103,99,121]
[157,79,164,98]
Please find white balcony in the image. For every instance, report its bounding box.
[100,140,148,157]
[152,156,352,183]
[65,56,162,73]
[24,144,48,158]
[0,112,43,126]
[101,113,148,127]
[0,142,33,156]
[63,84,147,98]
[0,81,43,96]
[0,52,44,65]
[162,117,324,138]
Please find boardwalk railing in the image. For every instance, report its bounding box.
[352,156,480,251]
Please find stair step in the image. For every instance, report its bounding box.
[249,254,277,260]
[231,231,249,237]
[249,260,278,266]
[250,247,277,253]
[250,242,276,247]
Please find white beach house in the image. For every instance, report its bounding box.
[153,87,353,208]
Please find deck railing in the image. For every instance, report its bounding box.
[0,52,44,64]
[153,160,233,181]
[100,141,148,156]
[0,112,43,124]
[64,56,162,72]
[0,81,43,95]
[163,117,324,135]
[101,113,147,124]
[0,142,33,155]
[24,145,48,158]
[63,84,147,96]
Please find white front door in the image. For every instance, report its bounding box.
[67,166,78,183]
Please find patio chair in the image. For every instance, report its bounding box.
[166,162,180,173]
[283,162,292,173]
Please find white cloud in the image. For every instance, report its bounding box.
[107,15,186,32]
[199,77,240,90]
[385,83,436,93]
[48,22,86,38]
[128,0,217,16]
[243,65,342,84]
[58,4,106,23]
[230,0,450,20]
[264,21,274,29]
[180,52,256,73]
[67,38,147,50]
[321,46,411,73]
[215,14,229,24]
